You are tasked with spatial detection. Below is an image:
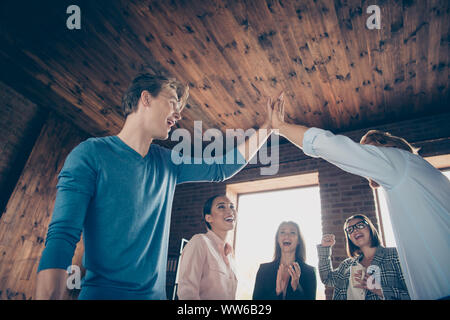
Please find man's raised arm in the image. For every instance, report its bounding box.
[176,93,285,183]
[269,95,401,188]
[236,92,284,162]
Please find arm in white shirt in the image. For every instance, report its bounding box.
[279,124,405,189]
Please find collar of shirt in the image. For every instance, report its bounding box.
[206,230,233,263]
[354,245,385,265]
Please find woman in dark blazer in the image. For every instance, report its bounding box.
[253,221,316,300]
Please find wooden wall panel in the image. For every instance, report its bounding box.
[0,0,448,142]
[0,82,48,217]
[0,113,88,300]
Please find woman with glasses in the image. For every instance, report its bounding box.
[253,221,316,300]
[317,214,410,300]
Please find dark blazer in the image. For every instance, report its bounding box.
[252,259,317,300]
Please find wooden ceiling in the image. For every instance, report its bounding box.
[0,0,449,142]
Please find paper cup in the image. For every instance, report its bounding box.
[350,264,365,287]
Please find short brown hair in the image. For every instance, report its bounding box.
[360,130,419,154]
[344,214,382,258]
[121,73,189,117]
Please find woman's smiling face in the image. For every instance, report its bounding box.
[277,223,299,254]
[346,218,371,247]
[205,196,236,232]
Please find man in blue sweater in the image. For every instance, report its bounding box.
[35,74,277,299]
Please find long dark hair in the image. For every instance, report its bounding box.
[344,214,382,258]
[360,130,419,154]
[273,221,306,263]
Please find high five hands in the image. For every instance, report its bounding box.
[261,91,310,149]
[276,261,301,296]
[262,91,285,131]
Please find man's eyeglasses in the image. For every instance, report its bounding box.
[345,221,368,234]
[159,93,182,113]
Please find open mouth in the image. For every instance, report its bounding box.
[282,241,292,247]
[224,216,234,223]
[354,233,364,240]
[166,119,175,128]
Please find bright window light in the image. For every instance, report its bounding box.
[443,169,450,179]
[234,186,325,300]
[376,189,397,248]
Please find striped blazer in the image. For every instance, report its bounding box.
[317,245,410,300]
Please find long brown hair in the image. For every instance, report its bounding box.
[344,214,382,258]
[273,221,306,263]
[360,130,419,154]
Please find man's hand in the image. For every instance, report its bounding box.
[266,93,309,149]
[271,92,285,131]
[262,92,284,130]
[35,269,69,300]
[238,92,285,162]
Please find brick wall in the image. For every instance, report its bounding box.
[167,112,450,299]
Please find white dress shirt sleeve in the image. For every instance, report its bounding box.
[302,127,406,189]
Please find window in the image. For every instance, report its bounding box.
[443,169,450,179]
[232,186,325,300]
[374,188,396,247]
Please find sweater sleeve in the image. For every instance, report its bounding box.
[37,140,96,272]
[174,147,247,184]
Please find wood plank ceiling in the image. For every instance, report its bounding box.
[0,0,448,143]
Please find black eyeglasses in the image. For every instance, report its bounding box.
[345,221,368,234]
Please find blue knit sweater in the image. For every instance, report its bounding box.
[38,136,246,299]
